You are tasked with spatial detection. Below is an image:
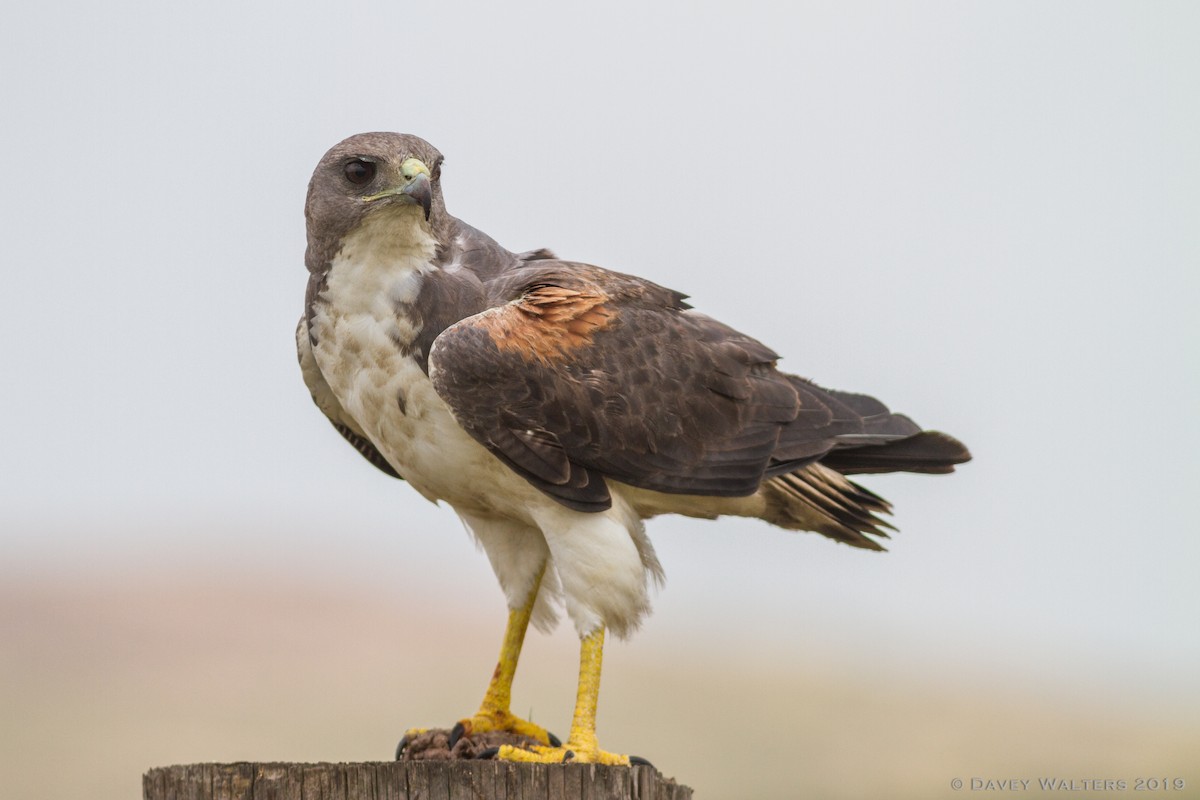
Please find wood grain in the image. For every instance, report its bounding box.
[142,762,692,800]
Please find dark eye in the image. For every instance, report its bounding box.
[343,159,376,185]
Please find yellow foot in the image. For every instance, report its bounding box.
[456,710,558,747]
[397,714,560,759]
[496,741,631,766]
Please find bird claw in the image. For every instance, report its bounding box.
[448,721,467,749]
[398,713,560,760]
[495,742,630,766]
[395,727,430,760]
[455,710,558,747]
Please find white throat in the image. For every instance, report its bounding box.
[320,206,438,332]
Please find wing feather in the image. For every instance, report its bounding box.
[427,263,967,511]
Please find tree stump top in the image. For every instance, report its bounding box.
[143,761,693,800]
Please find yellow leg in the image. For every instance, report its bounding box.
[498,626,630,765]
[454,567,554,744]
[400,569,554,755]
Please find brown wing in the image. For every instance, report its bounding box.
[428,263,965,512]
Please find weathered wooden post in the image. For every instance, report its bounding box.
[143,761,692,800]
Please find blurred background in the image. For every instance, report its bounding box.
[2,2,1197,799]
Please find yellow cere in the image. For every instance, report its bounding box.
[400,157,431,179]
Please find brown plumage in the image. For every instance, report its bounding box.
[299,132,971,549]
[299,132,972,766]
[429,258,970,534]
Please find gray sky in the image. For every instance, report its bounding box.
[3,0,1197,710]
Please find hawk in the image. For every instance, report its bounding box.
[298,132,970,765]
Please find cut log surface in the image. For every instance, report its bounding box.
[143,762,693,800]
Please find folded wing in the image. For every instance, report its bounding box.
[428,262,969,512]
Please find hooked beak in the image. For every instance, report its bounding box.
[362,157,433,220]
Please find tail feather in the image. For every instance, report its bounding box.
[760,431,969,549]
[753,377,969,548]
[763,465,896,551]
[822,430,972,475]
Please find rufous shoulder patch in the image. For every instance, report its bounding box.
[480,284,616,363]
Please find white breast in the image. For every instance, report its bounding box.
[308,208,538,511]
[306,207,663,638]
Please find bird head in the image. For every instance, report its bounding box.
[304,132,447,273]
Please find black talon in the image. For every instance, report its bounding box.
[548,731,562,747]
[630,755,654,768]
[449,721,466,749]
[477,746,501,760]
[395,735,411,761]
[562,749,575,763]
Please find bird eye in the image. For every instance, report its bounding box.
[343,159,376,185]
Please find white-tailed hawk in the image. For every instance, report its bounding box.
[297,132,970,766]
